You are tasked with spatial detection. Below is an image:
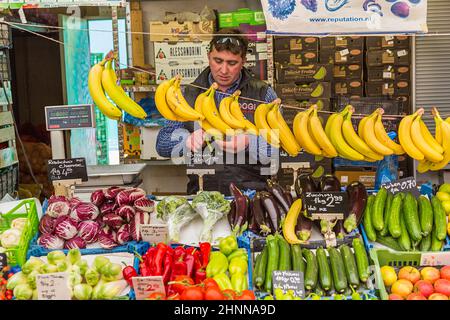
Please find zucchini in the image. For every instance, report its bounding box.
[380,192,393,236]
[264,235,279,293]
[363,195,377,242]
[388,193,403,238]
[419,233,431,252]
[277,234,291,271]
[399,209,411,251]
[328,247,348,293]
[352,237,370,282]
[302,248,318,290]
[291,244,305,274]
[340,245,360,289]
[402,192,422,242]
[431,225,444,251]
[253,246,268,290]
[376,234,404,251]
[316,247,332,291]
[418,196,433,236]
[431,196,447,241]
[372,187,387,231]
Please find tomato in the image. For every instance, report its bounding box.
[202,278,220,290]
[204,286,225,300]
[166,293,181,300]
[180,286,204,300]
[236,290,256,300]
[222,289,237,300]
[147,292,166,300]
[169,275,195,294]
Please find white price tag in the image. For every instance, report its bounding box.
[140,224,169,244]
[132,276,166,300]
[420,252,450,266]
[397,50,408,57]
[383,72,393,79]
[37,272,71,300]
[340,49,350,57]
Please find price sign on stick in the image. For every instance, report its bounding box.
[272,271,305,298]
[140,224,169,244]
[381,176,419,197]
[304,192,348,220]
[132,276,165,300]
[36,272,71,300]
[47,158,88,182]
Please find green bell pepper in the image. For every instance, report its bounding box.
[231,272,248,292]
[219,235,238,256]
[213,273,233,291]
[206,252,228,278]
[228,257,248,275]
[227,248,248,262]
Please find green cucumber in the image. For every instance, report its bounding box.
[328,247,348,293]
[388,193,403,238]
[264,235,279,293]
[340,245,360,289]
[291,244,305,274]
[380,192,393,236]
[399,209,411,251]
[302,249,318,290]
[418,196,433,236]
[277,234,291,271]
[431,225,444,252]
[372,187,387,231]
[419,233,431,252]
[352,237,370,282]
[253,246,268,290]
[316,247,332,291]
[363,195,377,242]
[431,196,447,241]
[402,192,422,242]
[376,234,404,251]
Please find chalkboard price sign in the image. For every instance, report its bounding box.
[381,177,419,197]
[47,158,88,182]
[0,253,6,270]
[304,191,348,220]
[45,104,95,131]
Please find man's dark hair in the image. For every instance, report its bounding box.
[209,28,248,59]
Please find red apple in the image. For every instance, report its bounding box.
[389,293,404,300]
[428,293,448,300]
[421,267,440,284]
[414,280,434,298]
[434,279,450,297]
[407,293,426,300]
[440,266,450,281]
[398,266,421,284]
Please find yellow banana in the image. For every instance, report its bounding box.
[362,111,394,156]
[430,118,450,171]
[373,113,405,155]
[446,117,450,124]
[358,116,369,140]
[166,78,205,121]
[88,61,122,120]
[419,119,444,154]
[398,111,425,161]
[293,108,322,155]
[329,111,364,161]
[309,107,337,157]
[194,86,223,139]
[276,106,302,152]
[324,113,338,137]
[101,61,147,119]
[267,104,299,156]
[342,108,384,161]
[254,102,279,147]
[244,119,258,135]
[219,93,246,129]
[155,78,183,121]
[418,159,433,173]
[436,116,443,145]
[411,112,444,163]
[202,84,235,136]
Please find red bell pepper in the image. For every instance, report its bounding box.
[173,246,186,261]
[152,243,168,276]
[192,250,202,272]
[122,263,137,287]
[199,242,211,268]
[194,268,206,284]
[144,246,157,275]
[162,251,173,284]
[184,253,196,278]
[170,260,187,280]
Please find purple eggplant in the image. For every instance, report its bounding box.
[284,189,294,207]
[333,219,346,239]
[294,173,318,198]
[249,192,272,235]
[295,210,313,241]
[260,191,281,233]
[319,175,341,192]
[229,183,249,235]
[228,200,236,228]
[343,181,368,233]
[266,179,291,213]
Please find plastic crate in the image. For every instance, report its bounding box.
[0,199,39,266]
[370,249,450,300]
[0,163,19,200]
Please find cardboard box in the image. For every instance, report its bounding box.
[281,99,331,127]
[244,60,268,80]
[333,64,363,79]
[367,49,411,67]
[274,51,319,65]
[275,64,332,83]
[139,126,169,160]
[246,41,268,61]
[333,80,364,97]
[366,80,411,97]
[367,65,411,82]
[320,48,363,64]
[274,36,319,52]
[156,59,208,84]
[320,36,364,49]
[154,41,210,63]
[275,82,331,99]
[366,36,411,50]
[334,96,404,116]
[218,8,265,28]
[334,169,376,188]
[149,20,215,42]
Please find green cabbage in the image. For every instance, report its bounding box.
[101,263,123,282]
[95,280,128,300]
[13,283,33,300]
[47,250,66,265]
[93,256,110,273]
[6,271,27,290]
[68,271,83,289]
[56,260,70,272]
[22,257,44,275]
[85,267,100,287]
[75,259,88,276]
[73,284,92,300]
[27,270,39,289]
[67,248,81,265]
[39,263,58,274]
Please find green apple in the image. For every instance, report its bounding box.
[436,191,450,202]
[438,183,450,194]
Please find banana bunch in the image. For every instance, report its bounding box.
[411,108,450,173]
[88,60,147,120]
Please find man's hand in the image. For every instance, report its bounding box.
[215,133,249,154]
[185,128,206,152]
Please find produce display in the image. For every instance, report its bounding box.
[0,218,28,252]
[363,187,449,252]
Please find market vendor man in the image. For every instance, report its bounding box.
[155,28,279,195]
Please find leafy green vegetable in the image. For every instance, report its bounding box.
[156,196,188,221]
[85,267,100,287]
[167,202,198,242]
[56,260,70,272]
[67,248,81,265]
[93,256,110,273]
[39,263,58,274]
[14,283,33,300]
[22,257,44,275]
[75,259,89,276]
[47,250,66,265]
[27,270,39,289]
[73,284,92,300]
[6,271,27,290]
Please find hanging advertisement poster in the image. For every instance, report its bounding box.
[261,0,427,35]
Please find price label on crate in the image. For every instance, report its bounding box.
[140,224,168,244]
[36,272,71,300]
[0,253,6,270]
[381,176,419,197]
[420,252,450,267]
[132,276,165,300]
[47,158,88,182]
[272,271,304,298]
[304,192,348,220]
